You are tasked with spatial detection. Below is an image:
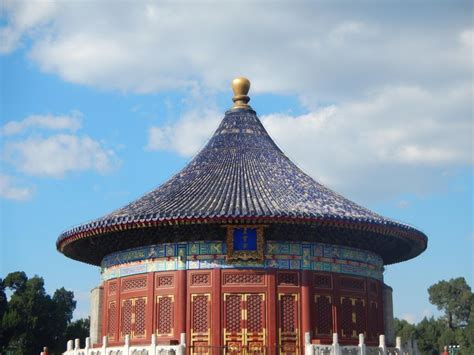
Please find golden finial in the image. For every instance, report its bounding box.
[231,77,251,109]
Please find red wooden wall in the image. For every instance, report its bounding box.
[101,269,385,352]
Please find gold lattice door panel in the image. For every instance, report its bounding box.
[223,293,266,354]
[107,301,117,340]
[190,294,211,355]
[278,293,299,355]
[120,297,147,339]
[314,294,333,336]
[340,297,366,339]
[368,300,379,340]
[156,295,174,337]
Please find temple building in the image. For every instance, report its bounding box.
[57,77,427,354]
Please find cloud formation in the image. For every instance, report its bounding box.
[2,112,119,180]
[1,112,81,136]
[146,108,221,156]
[0,174,34,201]
[1,2,472,201]
[5,134,118,177]
[146,84,472,201]
[0,2,471,99]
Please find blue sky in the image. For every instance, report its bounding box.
[0,1,472,323]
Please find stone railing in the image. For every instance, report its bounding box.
[51,332,418,355]
[60,334,185,355]
[306,333,418,355]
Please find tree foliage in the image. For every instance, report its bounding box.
[398,277,473,355]
[65,318,90,344]
[394,318,416,344]
[428,277,472,329]
[0,271,89,355]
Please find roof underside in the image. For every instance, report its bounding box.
[57,108,427,265]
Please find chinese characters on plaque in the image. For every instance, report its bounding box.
[226,225,265,263]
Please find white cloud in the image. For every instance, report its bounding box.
[263,84,472,200]
[5,134,118,178]
[148,84,472,202]
[1,2,472,200]
[397,200,410,209]
[1,112,82,136]
[0,174,34,201]
[401,313,416,324]
[400,308,436,324]
[328,21,368,45]
[146,108,221,157]
[0,2,470,100]
[2,111,119,180]
[0,0,57,53]
[459,29,473,49]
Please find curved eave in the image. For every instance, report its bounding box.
[57,215,427,266]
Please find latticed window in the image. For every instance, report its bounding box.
[314,294,332,335]
[122,277,147,291]
[223,273,264,285]
[279,294,299,354]
[134,298,147,337]
[314,274,332,289]
[368,301,379,340]
[108,301,117,339]
[191,273,210,286]
[340,297,365,338]
[192,294,210,333]
[354,299,366,336]
[246,294,264,333]
[280,295,296,333]
[225,294,242,333]
[278,272,298,286]
[339,277,365,292]
[157,275,174,287]
[191,294,211,352]
[121,299,133,337]
[156,295,174,336]
[108,282,117,295]
[120,297,147,339]
[369,281,378,295]
[341,297,354,338]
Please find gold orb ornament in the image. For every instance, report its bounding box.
[231,77,251,109]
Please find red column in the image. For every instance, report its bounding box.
[333,275,339,335]
[185,270,191,355]
[267,270,277,355]
[146,272,155,341]
[379,281,385,340]
[177,270,187,343]
[211,268,221,351]
[301,270,312,347]
[115,280,122,344]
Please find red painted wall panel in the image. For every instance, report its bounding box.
[101,270,385,348]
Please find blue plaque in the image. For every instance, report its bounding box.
[233,228,257,251]
[226,225,265,263]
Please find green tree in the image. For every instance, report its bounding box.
[3,271,27,292]
[428,277,472,329]
[65,318,90,344]
[416,317,445,355]
[394,317,416,344]
[1,271,89,354]
[50,288,77,351]
[454,303,474,355]
[2,274,54,354]
[0,278,8,348]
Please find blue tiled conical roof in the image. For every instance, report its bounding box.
[57,107,427,265]
[106,109,390,220]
